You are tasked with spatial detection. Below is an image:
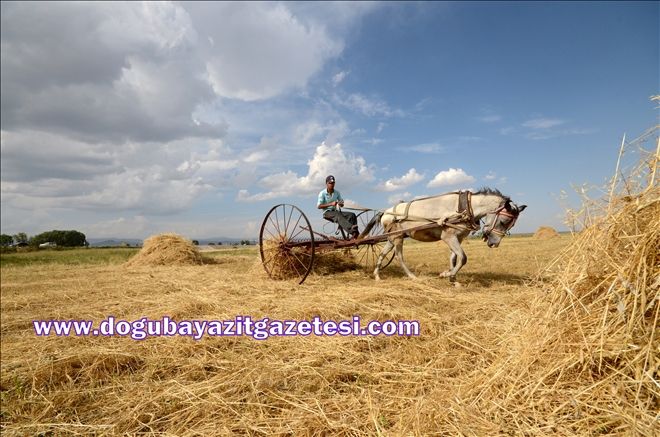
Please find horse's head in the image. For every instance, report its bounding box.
[482,200,527,247]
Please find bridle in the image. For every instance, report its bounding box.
[482,205,518,239]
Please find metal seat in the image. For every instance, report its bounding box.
[323,216,349,240]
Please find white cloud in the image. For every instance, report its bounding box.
[332,71,349,86]
[377,168,424,192]
[333,93,404,117]
[427,168,475,188]
[402,143,445,154]
[293,119,350,148]
[236,142,374,202]
[387,192,411,205]
[478,115,502,123]
[485,171,497,180]
[0,2,384,237]
[243,150,270,163]
[524,127,596,141]
[376,122,387,133]
[197,3,344,101]
[522,118,565,129]
[85,216,149,239]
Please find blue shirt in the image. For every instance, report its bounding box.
[317,189,343,212]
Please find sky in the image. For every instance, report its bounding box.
[1,1,658,240]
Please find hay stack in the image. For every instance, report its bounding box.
[126,233,203,266]
[534,225,560,239]
[448,142,659,434]
[261,237,359,280]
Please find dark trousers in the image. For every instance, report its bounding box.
[323,210,358,235]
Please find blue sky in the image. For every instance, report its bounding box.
[1,1,658,239]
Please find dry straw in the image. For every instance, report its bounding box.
[261,236,360,280]
[445,131,659,435]
[125,233,204,266]
[534,226,560,239]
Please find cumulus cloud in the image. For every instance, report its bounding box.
[0,2,378,235]
[401,142,445,154]
[427,168,475,188]
[376,168,424,192]
[387,192,411,205]
[1,2,224,144]
[237,142,374,202]
[193,2,343,101]
[332,71,349,86]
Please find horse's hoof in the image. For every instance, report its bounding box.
[453,281,463,288]
[439,271,450,278]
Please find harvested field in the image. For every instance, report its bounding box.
[2,236,570,436]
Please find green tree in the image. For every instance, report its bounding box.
[30,230,87,247]
[192,240,199,245]
[13,232,28,245]
[0,234,13,246]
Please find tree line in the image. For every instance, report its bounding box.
[0,230,88,247]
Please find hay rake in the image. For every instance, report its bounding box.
[259,204,396,284]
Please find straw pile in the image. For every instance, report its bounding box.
[125,233,203,266]
[446,141,659,434]
[261,237,358,280]
[260,238,308,279]
[534,225,560,239]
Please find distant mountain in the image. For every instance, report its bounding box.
[88,238,143,247]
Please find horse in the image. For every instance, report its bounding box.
[372,188,527,284]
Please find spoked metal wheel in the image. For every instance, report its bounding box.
[354,210,395,271]
[259,204,314,284]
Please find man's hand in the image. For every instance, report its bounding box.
[338,201,344,207]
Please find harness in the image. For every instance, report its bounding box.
[389,191,479,232]
[482,205,518,237]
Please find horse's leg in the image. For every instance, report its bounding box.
[440,234,467,282]
[393,236,417,279]
[373,239,395,281]
[441,252,457,277]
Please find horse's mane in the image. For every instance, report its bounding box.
[474,187,510,201]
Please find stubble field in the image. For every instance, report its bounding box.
[1,236,578,436]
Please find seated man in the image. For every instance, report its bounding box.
[317,175,359,239]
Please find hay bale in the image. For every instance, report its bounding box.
[533,226,559,239]
[448,142,659,435]
[313,250,360,275]
[125,233,203,266]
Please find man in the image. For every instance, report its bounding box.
[317,175,359,239]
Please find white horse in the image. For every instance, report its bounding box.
[373,188,526,284]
